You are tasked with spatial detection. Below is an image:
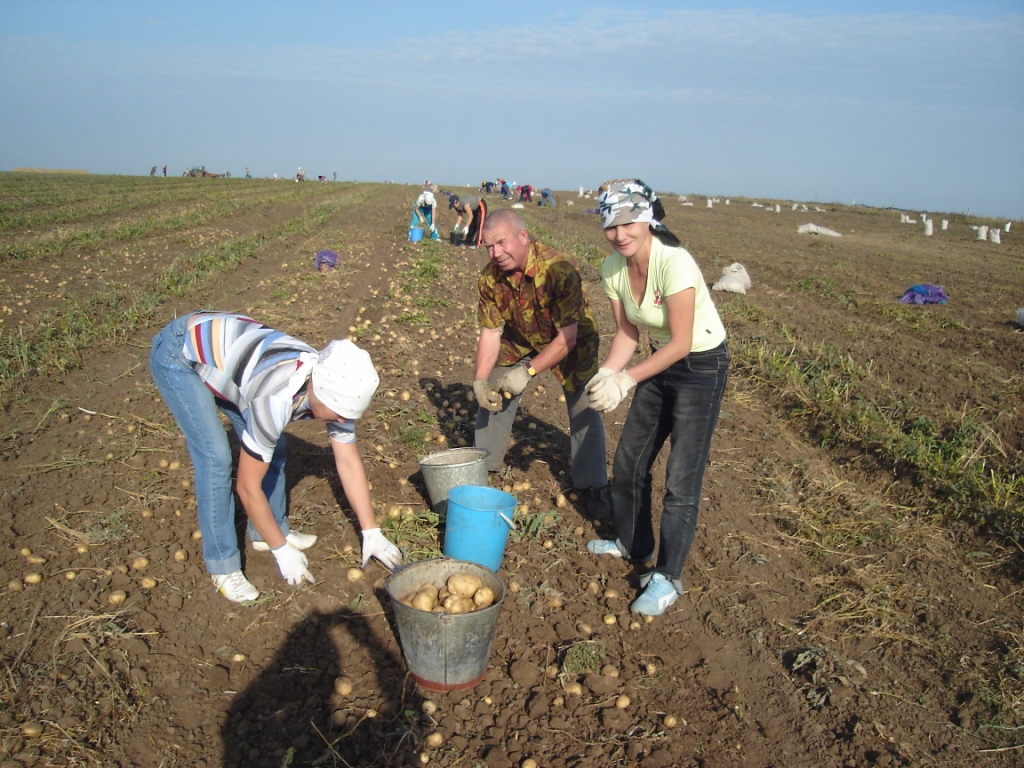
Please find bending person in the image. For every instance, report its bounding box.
[449,193,488,248]
[472,209,610,519]
[412,186,440,241]
[585,180,729,617]
[149,311,402,603]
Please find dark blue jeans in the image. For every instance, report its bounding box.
[609,342,729,591]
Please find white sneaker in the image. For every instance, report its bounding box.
[212,571,259,603]
[251,531,318,552]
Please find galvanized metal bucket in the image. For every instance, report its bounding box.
[385,558,505,691]
[418,447,489,516]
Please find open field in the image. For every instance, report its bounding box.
[0,172,1022,767]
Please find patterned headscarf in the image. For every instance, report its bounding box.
[597,179,667,231]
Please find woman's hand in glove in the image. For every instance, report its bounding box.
[587,371,636,412]
[495,364,532,397]
[271,542,315,585]
[361,528,403,570]
[584,367,615,394]
[473,379,503,412]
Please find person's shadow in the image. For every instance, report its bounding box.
[221,604,426,767]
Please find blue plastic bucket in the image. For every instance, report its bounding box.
[409,226,424,242]
[443,485,517,572]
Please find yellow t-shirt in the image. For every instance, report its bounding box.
[600,237,726,352]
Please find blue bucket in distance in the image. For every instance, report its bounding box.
[443,485,517,572]
[409,226,424,242]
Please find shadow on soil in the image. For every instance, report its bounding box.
[222,607,425,767]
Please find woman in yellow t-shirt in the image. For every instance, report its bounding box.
[585,179,729,617]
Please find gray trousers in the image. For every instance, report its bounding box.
[475,369,608,489]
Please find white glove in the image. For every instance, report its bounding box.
[473,378,503,412]
[495,364,532,397]
[585,367,616,394]
[361,528,403,570]
[271,542,314,585]
[587,371,636,412]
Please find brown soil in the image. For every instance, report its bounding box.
[1,183,1022,767]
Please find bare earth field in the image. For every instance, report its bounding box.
[0,175,1022,767]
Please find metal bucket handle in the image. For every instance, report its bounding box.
[499,512,516,530]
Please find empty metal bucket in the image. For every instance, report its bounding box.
[385,558,505,691]
[418,447,489,515]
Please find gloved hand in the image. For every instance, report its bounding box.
[361,528,403,570]
[495,364,532,397]
[587,371,636,412]
[585,367,616,394]
[271,542,314,585]
[473,378,503,412]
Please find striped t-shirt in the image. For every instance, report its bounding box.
[182,312,354,461]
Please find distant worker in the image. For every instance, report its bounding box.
[412,186,441,241]
[150,166,157,177]
[162,165,168,177]
[472,209,610,519]
[540,188,557,209]
[518,184,533,203]
[500,179,511,199]
[449,192,488,249]
[245,166,252,179]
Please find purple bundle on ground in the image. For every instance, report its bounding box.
[314,250,338,271]
[899,284,948,305]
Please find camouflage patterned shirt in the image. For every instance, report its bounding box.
[478,241,599,393]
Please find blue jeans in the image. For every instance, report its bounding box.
[609,342,729,591]
[475,366,608,490]
[414,207,440,239]
[149,315,290,575]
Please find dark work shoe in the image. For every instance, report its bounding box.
[582,486,612,521]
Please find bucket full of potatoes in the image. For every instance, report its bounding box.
[385,558,505,691]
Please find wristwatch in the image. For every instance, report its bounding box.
[525,363,537,377]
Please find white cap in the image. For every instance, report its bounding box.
[311,340,380,419]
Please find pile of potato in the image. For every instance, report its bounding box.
[401,572,496,615]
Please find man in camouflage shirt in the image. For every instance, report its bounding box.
[472,209,609,516]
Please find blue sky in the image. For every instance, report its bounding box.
[2,1,1022,218]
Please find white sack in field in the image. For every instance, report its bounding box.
[990,228,1001,244]
[797,223,841,237]
[712,263,753,294]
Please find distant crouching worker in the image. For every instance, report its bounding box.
[449,192,488,248]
